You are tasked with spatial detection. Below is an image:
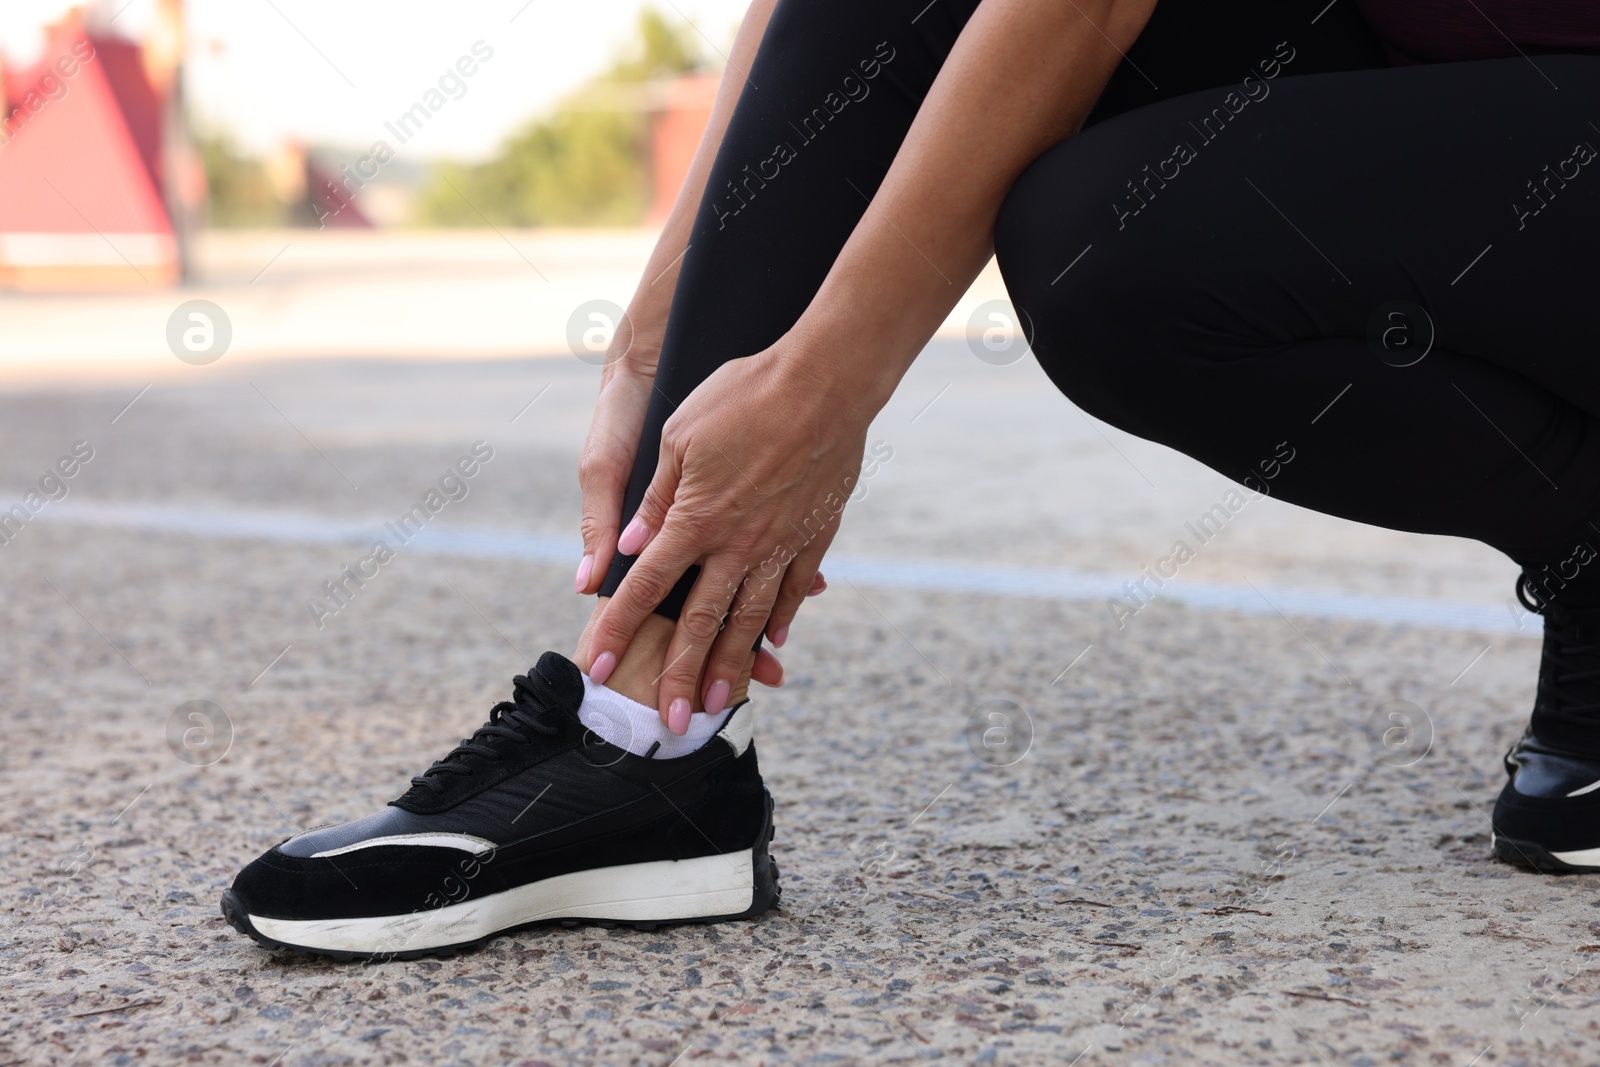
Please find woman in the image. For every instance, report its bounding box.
[223,0,1600,959]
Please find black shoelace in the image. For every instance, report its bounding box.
[1519,575,1600,718]
[411,669,570,794]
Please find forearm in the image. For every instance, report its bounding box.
[624,0,779,335]
[789,0,1156,413]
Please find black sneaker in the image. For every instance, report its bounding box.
[1493,731,1600,871]
[1491,575,1600,872]
[221,651,779,959]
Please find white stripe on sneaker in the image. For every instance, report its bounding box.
[310,833,499,859]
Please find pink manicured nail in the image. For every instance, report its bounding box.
[590,651,616,685]
[667,697,692,736]
[574,554,593,592]
[617,518,650,556]
[771,625,789,648]
[704,679,731,717]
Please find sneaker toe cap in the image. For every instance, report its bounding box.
[1492,776,1600,858]
[231,841,494,922]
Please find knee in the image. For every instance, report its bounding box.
[994,145,1175,423]
[994,124,1266,434]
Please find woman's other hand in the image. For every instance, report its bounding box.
[574,309,659,597]
[585,329,872,726]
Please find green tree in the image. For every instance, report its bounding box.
[417,8,706,227]
[197,134,284,227]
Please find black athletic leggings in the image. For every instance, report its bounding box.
[599,0,1600,739]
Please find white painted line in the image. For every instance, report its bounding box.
[38,501,1538,636]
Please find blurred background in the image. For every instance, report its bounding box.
[0,0,1013,376]
[1,0,911,374]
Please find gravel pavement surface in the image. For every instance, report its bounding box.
[3,344,1596,1066]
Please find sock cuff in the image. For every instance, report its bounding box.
[578,674,724,759]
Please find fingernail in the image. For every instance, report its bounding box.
[590,651,616,685]
[667,697,692,736]
[574,554,593,592]
[617,518,650,556]
[771,625,789,648]
[704,679,731,717]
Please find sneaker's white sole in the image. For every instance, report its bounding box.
[1550,844,1600,867]
[248,849,755,955]
[1492,832,1600,873]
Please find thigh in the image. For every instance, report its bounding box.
[998,54,1600,419]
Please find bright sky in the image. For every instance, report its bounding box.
[0,0,748,160]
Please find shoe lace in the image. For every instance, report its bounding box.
[1518,574,1600,717]
[411,669,571,794]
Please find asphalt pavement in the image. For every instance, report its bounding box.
[2,338,1594,1066]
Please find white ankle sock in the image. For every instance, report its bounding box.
[578,674,723,759]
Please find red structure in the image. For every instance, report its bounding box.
[306,155,375,229]
[0,9,188,289]
[648,74,718,224]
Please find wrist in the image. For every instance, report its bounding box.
[609,298,664,375]
[781,311,908,423]
[765,325,887,431]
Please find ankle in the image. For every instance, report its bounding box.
[574,598,756,714]
[575,604,674,707]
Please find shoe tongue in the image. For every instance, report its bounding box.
[531,651,585,721]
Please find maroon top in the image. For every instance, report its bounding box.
[1354,0,1600,65]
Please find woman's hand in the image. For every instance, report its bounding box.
[585,331,873,724]
[572,309,798,692]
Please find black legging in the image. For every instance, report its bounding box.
[599,0,1600,743]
